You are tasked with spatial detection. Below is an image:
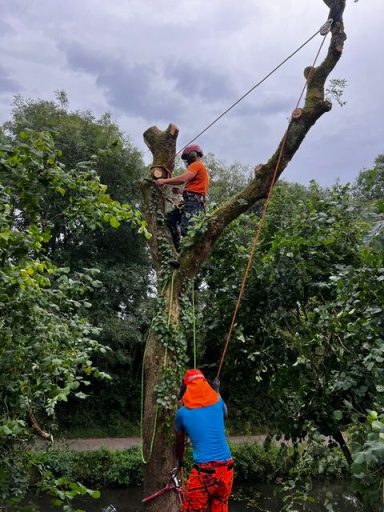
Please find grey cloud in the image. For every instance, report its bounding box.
[61,43,105,76]
[234,95,296,118]
[0,66,20,93]
[167,60,235,102]
[61,42,183,120]
[0,19,14,37]
[61,41,236,121]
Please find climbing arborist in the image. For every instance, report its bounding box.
[175,369,234,512]
[156,145,209,250]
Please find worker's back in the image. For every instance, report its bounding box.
[175,398,231,463]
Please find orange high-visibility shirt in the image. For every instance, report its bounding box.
[185,161,209,196]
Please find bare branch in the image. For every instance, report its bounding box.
[28,410,53,441]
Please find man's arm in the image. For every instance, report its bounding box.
[175,429,186,468]
[156,170,196,187]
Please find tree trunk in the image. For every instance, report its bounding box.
[333,429,353,466]
[141,124,187,511]
[140,4,346,510]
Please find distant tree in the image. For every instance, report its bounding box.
[4,96,152,429]
[354,155,384,250]
[0,130,147,503]
[355,154,384,202]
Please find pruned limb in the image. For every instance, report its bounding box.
[178,4,346,278]
[143,123,179,173]
[140,124,180,269]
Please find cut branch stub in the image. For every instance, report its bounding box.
[151,165,171,179]
[292,108,303,119]
[144,123,179,176]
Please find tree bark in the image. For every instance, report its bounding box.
[141,3,346,510]
[141,124,185,511]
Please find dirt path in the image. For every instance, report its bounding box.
[34,435,266,452]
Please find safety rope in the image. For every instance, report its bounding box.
[140,271,177,464]
[140,322,157,464]
[176,27,324,156]
[192,280,197,369]
[215,29,331,379]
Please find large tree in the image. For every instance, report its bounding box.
[140,2,347,510]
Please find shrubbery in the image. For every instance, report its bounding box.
[29,442,349,491]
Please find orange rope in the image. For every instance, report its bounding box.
[216,33,329,379]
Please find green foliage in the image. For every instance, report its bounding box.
[231,443,291,482]
[37,469,100,512]
[354,155,384,250]
[204,153,252,205]
[3,94,152,434]
[325,78,348,107]
[150,278,194,411]
[200,179,383,440]
[31,448,143,488]
[350,411,384,511]
[0,127,146,503]
[27,441,347,493]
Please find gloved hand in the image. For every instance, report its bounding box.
[211,377,220,392]
[177,382,186,400]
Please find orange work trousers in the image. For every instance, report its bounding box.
[183,460,234,512]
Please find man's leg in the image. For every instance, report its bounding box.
[183,467,210,512]
[210,465,234,512]
[166,208,182,250]
[180,197,204,237]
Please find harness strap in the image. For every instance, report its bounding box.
[193,463,234,473]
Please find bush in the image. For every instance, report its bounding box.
[30,442,349,490]
[31,448,143,488]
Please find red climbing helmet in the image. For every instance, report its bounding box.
[183,369,205,385]
[181,144,203,161]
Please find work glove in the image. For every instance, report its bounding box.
[177,382,186,401]
[210,377,220,392]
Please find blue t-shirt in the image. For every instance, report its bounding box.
[175,397,232,464]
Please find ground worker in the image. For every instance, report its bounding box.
[175,369,234,512]
[155,145,209,250]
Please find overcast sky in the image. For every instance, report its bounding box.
[0,0,382,185]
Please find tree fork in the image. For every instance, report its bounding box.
[140,3,346,510]
[177,2,346,279]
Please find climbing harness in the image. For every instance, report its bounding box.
[215,23,332,379]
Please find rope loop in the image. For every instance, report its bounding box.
[319,18,333,36]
